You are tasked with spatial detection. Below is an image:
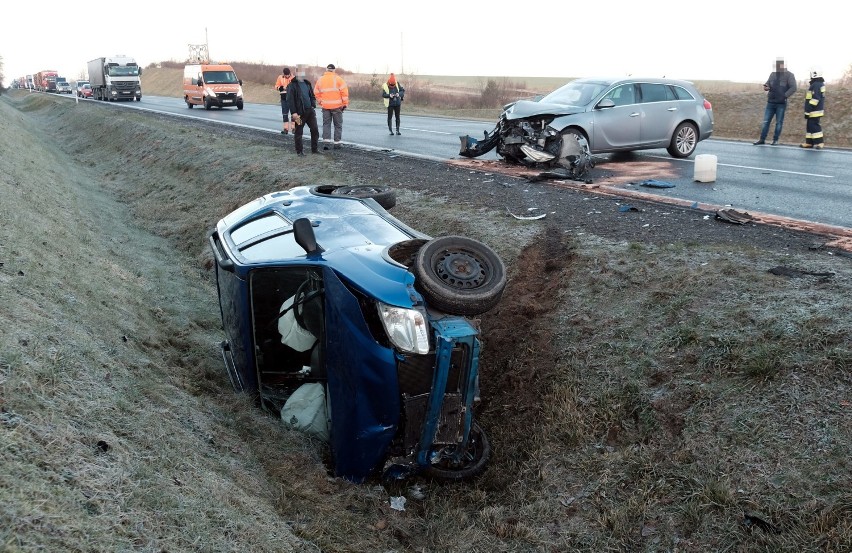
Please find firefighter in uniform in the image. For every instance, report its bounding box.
[801,68,826,149]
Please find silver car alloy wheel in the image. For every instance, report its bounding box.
[676,125,697,155]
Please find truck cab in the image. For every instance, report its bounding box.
[87,56,142,101]
[183,63,244,110]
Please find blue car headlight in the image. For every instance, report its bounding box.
[378,303,430,354]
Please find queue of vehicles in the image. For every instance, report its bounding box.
[15,55,143,101]
[16,57,247,110]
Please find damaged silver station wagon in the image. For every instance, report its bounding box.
[460,77,714,178]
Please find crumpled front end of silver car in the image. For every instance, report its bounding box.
[459,113,593,179]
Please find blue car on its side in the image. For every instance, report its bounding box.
[208,185,506,482]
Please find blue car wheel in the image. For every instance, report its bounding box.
[425,421,490,480]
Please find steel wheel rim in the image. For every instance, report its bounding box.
[435,251,486,289]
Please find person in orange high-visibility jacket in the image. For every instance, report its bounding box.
[275,67,294,134]
[314,64,349,149]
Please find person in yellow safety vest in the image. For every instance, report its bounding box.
[382,73,405,136]
[314,64,349,149]
[801,68,826,149]
[275,68,295,134]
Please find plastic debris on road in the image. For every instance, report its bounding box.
[715,209,754,225]
[507,207,546,220]
[638,179,675,188]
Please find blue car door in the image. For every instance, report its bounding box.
[321,266,401,482]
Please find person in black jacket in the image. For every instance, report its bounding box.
[286,66,320,156]
[754,58,797,145]
[801,69,826,149]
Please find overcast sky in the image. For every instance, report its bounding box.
[2,1,849,86]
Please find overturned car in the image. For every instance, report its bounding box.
[460,77,714,178]
[208,185,506,482]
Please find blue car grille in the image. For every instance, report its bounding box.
[397,347,467,397]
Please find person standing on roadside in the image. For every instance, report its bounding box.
[801,68,826,149]
[753,58,797,145]
[314,64,349,149]
[275,67,294,135]
[382,73,405,136]
[286,66,320,156]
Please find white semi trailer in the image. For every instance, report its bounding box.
[87,55,142,101]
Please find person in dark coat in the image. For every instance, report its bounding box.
[754,58,797,145]
[286,66,320,156]
[801,68,826,149]
[382,73,405,135]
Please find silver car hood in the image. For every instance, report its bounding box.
[504,99,583,121]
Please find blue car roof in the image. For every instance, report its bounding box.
[215,186,428,307]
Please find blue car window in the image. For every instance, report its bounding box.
[241,233,306,262]
[231,213,292,246]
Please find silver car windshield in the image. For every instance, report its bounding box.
[541,81,609,106]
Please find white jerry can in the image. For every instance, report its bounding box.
[694,154,718,182]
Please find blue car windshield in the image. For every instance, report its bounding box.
[541,81,609,106]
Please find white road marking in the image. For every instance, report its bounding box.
[403,127,454,135]
[648,155,835,178]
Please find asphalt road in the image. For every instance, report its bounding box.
[75,94,850,230]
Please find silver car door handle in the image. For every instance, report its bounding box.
[667,107,677,112]
[630,112,640,117]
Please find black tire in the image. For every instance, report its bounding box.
[186,98,193,109]
[204,99,212,110]
[237,101,244,110]
[425,421,490,481]
[667,122,698,158]
[330,185,396,209]
[412,236,506,315]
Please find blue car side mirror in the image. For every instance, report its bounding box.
[294,218,321,254]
